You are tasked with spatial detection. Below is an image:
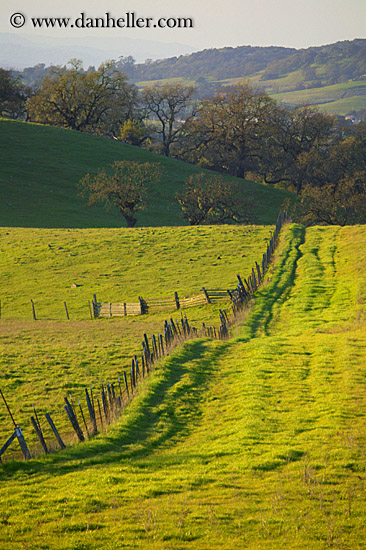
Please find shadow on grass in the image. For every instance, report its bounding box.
[0,338,232,479]
[237,224,305,340]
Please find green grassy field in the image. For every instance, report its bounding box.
[0,224,271,455]
[270,80,366,104]
[1,223,366,549]
[270,81,366,115]
[136,73,366,117]
[0,119,290,228]
[0,225,269,320]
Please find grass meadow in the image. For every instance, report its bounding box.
[0,224,271,457]
[1,223,366,548]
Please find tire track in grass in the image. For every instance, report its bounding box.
[237,223,306,340]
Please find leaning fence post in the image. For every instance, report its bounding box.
[174,291,180,310]
[88,300,94,319]
[97,398,104,430]
[201,287,211,304]
[31,416,48,454]
[31,299,37,321]
[123,371,130,400]
[85,388,97,434]
[256,262,261,285]
[0,430,17,461]
[15,427,31,460]
[101,389,109,424]
[45,413,66,449]
[78,400,90,438]
[64,397,84,442]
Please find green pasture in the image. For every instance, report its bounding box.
[271,80,366,105]
[0,224,271,453]
[0,225,270,320]
[1,223,366,548]
[135,72,366,116]
[314,95,366,115]
[0,119,290,228]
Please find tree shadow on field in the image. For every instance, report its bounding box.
[0,339,232,479]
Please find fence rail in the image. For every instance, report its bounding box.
[93,288,236,318]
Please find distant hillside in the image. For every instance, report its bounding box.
[0,119,291,228]
[131,39,366,117]
[128,45,297,81]
[11,39,366,117]
[130,39,366,85]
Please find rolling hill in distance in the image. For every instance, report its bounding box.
[11,38,366,118]
[0,118,291,228]
[128,38,366,117]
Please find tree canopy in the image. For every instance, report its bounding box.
[27,60,137,135]
[0,68,32,119]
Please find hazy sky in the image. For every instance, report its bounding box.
[2,0,366,51]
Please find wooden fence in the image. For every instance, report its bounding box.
[92,288,230,318]
[92,210,290,319]
[0,211,290,462]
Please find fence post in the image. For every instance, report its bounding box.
[31,299,37,321]
[201,287,211,304]
[0,431,17,461]
[78,400,90,438]
[30,416,48,454]
[256,262,262,285]
[252,268,258,291]
[45,413,66,449]
[123,371,130,400]
[85,388,97,434]
[64,398,84,442]
[174,291,180,310]
[64,301,70,320]
[101,389,109,423]
[15,427,31,460]
[139,296,145,315]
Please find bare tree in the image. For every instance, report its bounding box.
[142,84,196,156]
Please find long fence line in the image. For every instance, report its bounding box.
[0,211,289,462]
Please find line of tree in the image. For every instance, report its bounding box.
[1,59,366,226]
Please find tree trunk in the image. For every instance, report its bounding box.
[122,211,137,227]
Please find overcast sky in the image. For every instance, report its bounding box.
[1,0,366,51]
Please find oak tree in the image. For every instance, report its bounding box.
[176,173,256,225]
[78,160,161,227]
[26,59,136,135]
[0,68,32,119]
[142,84,196,157]
[179,84,279,178]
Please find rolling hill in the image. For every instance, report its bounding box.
[130,39,366,118]
[12,39,366,118]
[0,118,291,228]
